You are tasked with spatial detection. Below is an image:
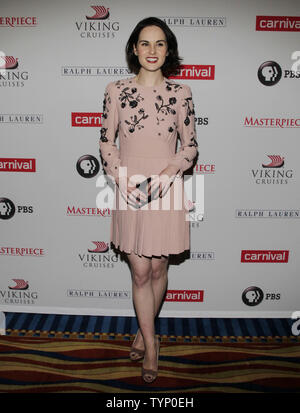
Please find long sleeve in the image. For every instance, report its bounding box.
[99,81,121,181]
[168,84,198,178]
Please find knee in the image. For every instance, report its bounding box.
[132,270,151,288]
[151,266,167,281]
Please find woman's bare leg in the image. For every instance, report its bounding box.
[128,252,169,372]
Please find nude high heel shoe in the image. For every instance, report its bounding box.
[142,336,160,383]
[129,328,145,361]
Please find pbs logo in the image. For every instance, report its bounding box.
[242,286,264,307]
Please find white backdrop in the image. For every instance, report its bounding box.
[0,0,299,318]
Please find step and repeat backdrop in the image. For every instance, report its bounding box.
[0,0,299,318]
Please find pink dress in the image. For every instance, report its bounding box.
[99,76,198,257]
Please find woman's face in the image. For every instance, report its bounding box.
[133,25,169,73]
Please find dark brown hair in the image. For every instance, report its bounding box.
[125,17,183,78]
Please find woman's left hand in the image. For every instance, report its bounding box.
[147,165,179,199]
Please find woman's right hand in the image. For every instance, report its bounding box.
[116,176,148,208]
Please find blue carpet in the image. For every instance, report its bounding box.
[2,312,298,342]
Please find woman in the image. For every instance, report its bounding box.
[99,17,198,383]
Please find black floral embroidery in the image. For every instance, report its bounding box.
[182,95,195,126]
[165,80,183,93]
[155,95,177,125]
[119,86,144,109]
[125,108,149,133]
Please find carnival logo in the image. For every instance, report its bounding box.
[165,290,204,302]
[256,16,300,32]
[76,155,100,178]
[251,155,293,184]
[72,112,102,127]
[75,5,120,39]
[241,250,289,263]
[169,64,215,80]
[0,158,36,172]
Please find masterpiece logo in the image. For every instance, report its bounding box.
[75,5,120,39]
[0,280,38,305]
[165,290,204,302]
[256,16,300,32]
[244,116,300,128]
[66,205,111,217]
[78,241,119,269]
[251,155,293,184]
[0,55,29,87]
[0,246,44,257]
[0,16,37,27]
[0,158,36,172]
[241,250,289,263]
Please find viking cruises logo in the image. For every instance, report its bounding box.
[9,279,29,290]
[0,280,38,305]
[251,155,293,184]
[0,55,29,87]
[78,241,119,269]
[75,6,120,39]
